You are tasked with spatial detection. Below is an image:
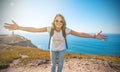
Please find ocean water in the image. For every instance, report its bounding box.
[18,33,120,56]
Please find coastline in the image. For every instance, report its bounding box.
[20,33,120,56]
[0,34,120,72]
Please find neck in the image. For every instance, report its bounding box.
[55,27,61,32]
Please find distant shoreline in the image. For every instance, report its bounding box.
[0,34,120,56]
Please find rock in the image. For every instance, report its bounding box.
[26,59,49,67]
[109,62,120,72]
[9,40,37,48]
[0,64,9,69]
[0,35,37,48]
[0,58,120,72]
[64,58,118,72]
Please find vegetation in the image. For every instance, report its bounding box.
[65,53,120,63]
[0,46,120,69]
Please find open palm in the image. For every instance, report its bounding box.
[95,31,107,40]
[4,20,19,30]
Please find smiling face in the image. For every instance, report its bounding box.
[54,16,64,29]
[52,14,66,31]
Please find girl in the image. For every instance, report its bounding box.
[4,14,106,72]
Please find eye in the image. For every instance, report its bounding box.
[60,21,63,23]
[55,20,59,22]
[55,20,63,23]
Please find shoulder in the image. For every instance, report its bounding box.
[46,26,51,33]
[65,27,71,34]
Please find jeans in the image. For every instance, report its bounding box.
[50,50,65,72]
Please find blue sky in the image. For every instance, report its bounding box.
[0,0,120,34]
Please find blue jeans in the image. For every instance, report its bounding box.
[50,50,65,72]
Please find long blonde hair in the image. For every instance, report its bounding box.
[51,14,66,30]
[49,14,68,49]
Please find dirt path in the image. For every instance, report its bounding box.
[10,54,29,67]
[0,58,120,72]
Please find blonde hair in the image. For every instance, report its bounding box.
[51,14,66,30]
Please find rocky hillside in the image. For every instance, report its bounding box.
[0,34,37,48]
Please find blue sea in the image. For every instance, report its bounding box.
[18,33,120,56]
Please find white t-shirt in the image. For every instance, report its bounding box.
[47,27,71,51]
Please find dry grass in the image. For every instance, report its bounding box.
[0,46,120,69]
[0,46,50,69]
[65,53,120,63]
[0,46,20,69]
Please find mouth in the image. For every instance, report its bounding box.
[57,23,61,25]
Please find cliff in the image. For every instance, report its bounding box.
[0,34,37,48]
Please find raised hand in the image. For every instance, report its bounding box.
[4,20,19,30]
[95,31,107,40]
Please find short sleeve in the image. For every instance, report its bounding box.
[66,28,71,35]
[46,26,51,33]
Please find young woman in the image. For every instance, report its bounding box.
[4,14,107,72]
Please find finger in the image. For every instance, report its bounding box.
[104,35,107,38]
[102,36,107,40]
[4,23,11,25]
[5,27,12,30]
[4,26,10,29]
[104,36,107,39]
[98,31,102,35]
[4,26,7,28]
[4,25,13,30]
[12,20,16,24]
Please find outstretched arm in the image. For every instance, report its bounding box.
[4,20,47,33]
[70,30,107,40]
